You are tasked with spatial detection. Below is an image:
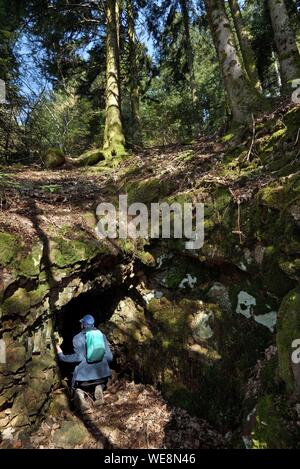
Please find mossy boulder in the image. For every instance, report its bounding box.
[276,288,300,393]
[51,420,90,449]
[43,148,65,169]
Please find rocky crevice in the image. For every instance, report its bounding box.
[1,104,300,447]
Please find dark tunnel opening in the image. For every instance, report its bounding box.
[54,283,135,384]
[55,284,131,354]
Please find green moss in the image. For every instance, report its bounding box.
[118,161,141,178]
[43,148,65,169]
[1,284,48,318]
[278,258,300,278]
[135,250,155,266]
[116,239,135,254]
[258,173,300,210]
[2,288,31,317]
[252,395,293,449]
[28,283,49,306]
[283,107,300,140]
[102,144,128,166]
[125,176,174,205]
[268,128,286,143]
[222,133,234,143]
[50,236,106,268]
[73,148,105,167]
[0,232,20,266]
[147,297,190,341]
[214,188,231,211]
[176,149,195,162]
[163,191,194,206]
[16,243,43,277]
[276,287,300,392]
[40,184,61,194]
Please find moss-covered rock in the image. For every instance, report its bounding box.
[51,419,91,449]
[1,285,49,319]
[16,243,43,278]
[258,172,300,211]
[0,232,20,266]
[43,148,65,169]
[49,236,106,268]
[276,288,300,393]
[124,176,174,205]
[251,395,297,449]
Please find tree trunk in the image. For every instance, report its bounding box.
[228,0,262,91]
[204,0,265,124]
[127,0,142,146]
[103,0,126,158]
[179,0,198,108]
[268,0,300,93]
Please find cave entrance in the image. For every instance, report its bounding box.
[55,284,129,355]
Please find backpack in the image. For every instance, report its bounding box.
[85,329,105,363]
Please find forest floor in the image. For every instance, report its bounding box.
[16,376,227,449]
[0,116,289,241]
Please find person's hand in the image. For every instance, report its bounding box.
[56,344,62,354]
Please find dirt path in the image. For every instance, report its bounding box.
[21,378,227,449]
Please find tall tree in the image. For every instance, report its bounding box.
[268,0,300,92]
[145,0,200,134]
[103,0,126,158]
[127,0,142,146]
[228,0,262,91]
[179,0,198,109]
[204,0,265,123]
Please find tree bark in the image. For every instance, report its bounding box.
[204,0,265,124]
[103,0,126,158]
[268,0,300,93]
[127,0,142,146]
[228,0,262,91]
[179,0,198,108]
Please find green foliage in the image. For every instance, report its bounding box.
[28,84,100,157]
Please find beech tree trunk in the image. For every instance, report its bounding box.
[268,0,300,92]
[228,0,262,91]
[103,0,126,158]
[204,0,265,123]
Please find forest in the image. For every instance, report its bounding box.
[0,0,300,453]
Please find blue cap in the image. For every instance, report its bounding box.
[80,314,95,327]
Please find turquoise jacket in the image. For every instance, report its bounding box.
[58,328,113,387]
